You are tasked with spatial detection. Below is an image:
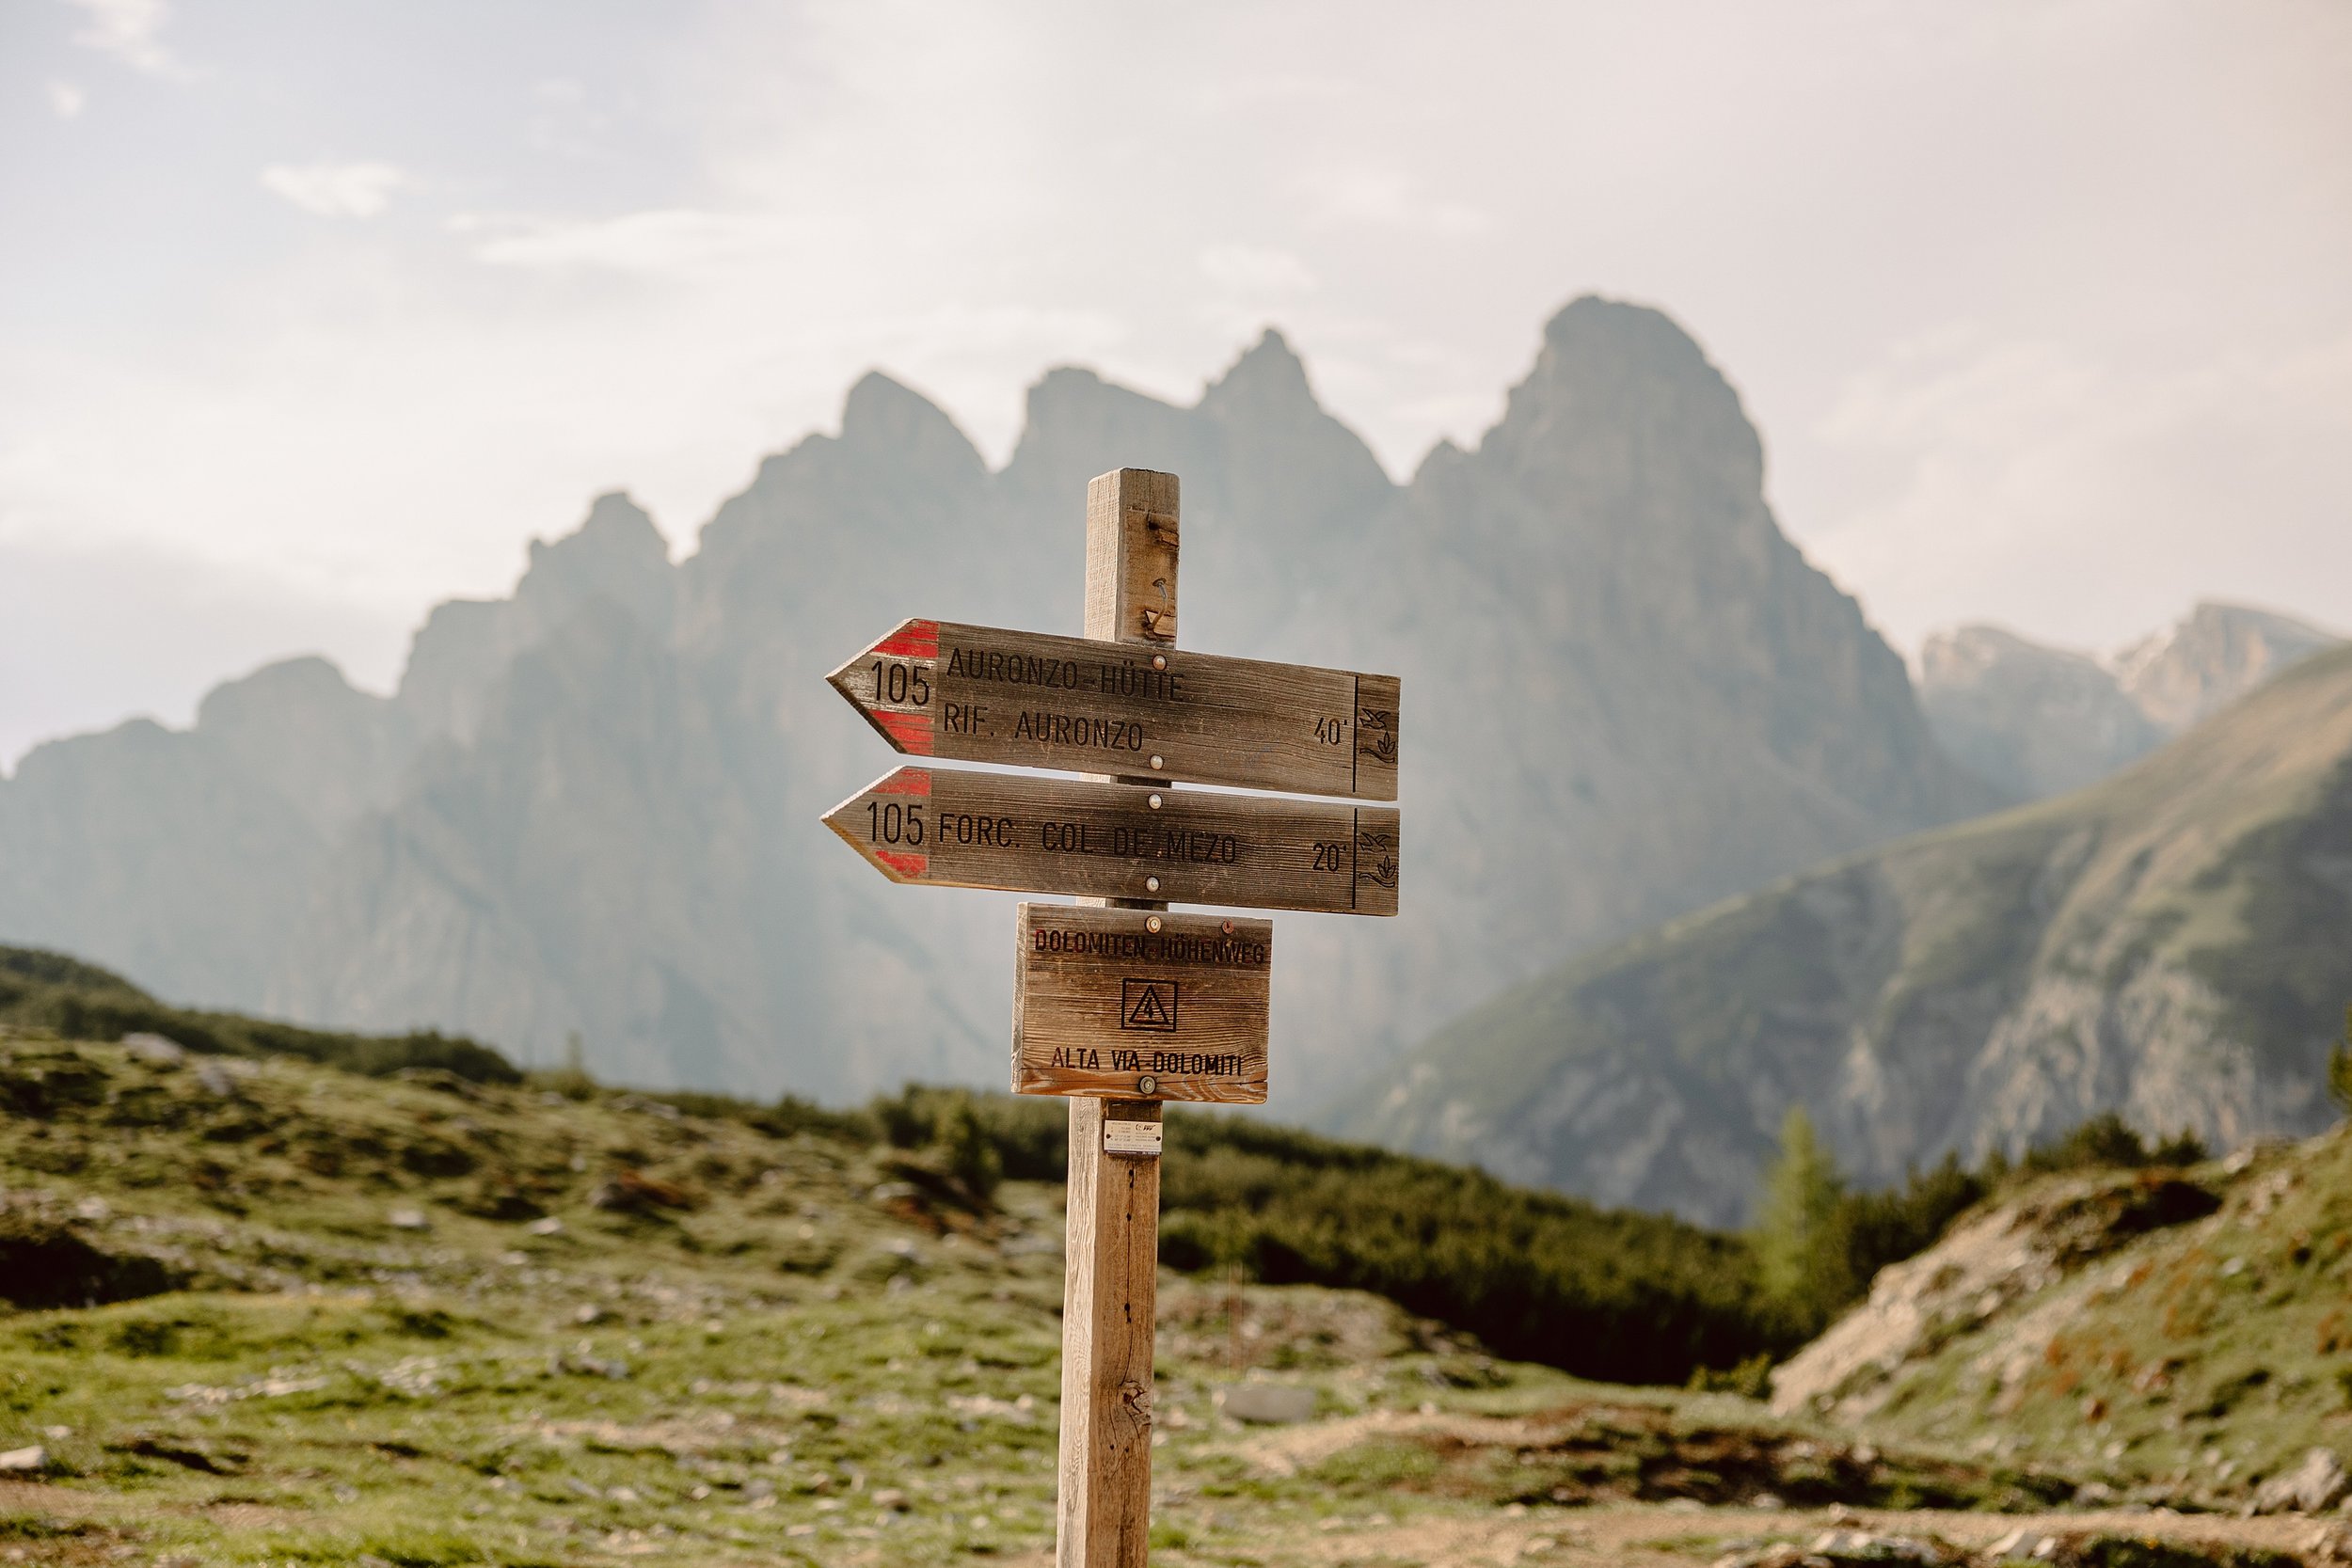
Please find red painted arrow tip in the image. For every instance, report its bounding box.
[875,711,936,756]
[875,619,940,658]
[875,849,929,879]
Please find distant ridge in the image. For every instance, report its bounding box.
[0,297,1993,1107]
[1336,644,2352,1227]
[1922,602,2343,800]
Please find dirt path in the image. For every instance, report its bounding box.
[8,1481,2344,1566]
[1171,1502,2345,1566]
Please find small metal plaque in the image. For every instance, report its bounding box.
[1103,1119,1163,1157]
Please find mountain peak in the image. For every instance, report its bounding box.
[1481,295,1760,499]
[1001,365,1200,499]
[1215,325,1308,388]
[838,371,984,482]
[525,491,671,594]
[2112,600,2344,733]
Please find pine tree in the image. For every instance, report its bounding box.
[937,1095,1002,1204]
[1755,1105,1852,1330]
[2329,1003,2352,1118]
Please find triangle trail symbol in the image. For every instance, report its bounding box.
[1126,984,1175,1030]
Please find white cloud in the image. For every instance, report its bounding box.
[1805,328,2352,651]
[71,0,182,77]
[47,81,86,119]
[1199,245,1318,295]
[460,209,789,275]
[1314,169,1491,236]
[260,162,411,220]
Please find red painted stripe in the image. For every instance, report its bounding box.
[876,619,940,658]
[873,768,931,797]
[876,711,935,756]
[876,849,929,879]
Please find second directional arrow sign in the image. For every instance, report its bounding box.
[828,618,1399,800]
[823,767,1401,915]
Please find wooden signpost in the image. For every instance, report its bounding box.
[822,467,1401,1566]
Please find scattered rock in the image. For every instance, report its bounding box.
[387,1207,430,1231]
[550,1351,628,1379]
[873,1487,908,1511]
[573,1304,603,1325]
[192,1060,238,1097]
[1217,1384,1317,1424]
[1804,1530,1944,1562]
[588,1168,694,1213]
[120,1033,184,1066]
[1986,1527,2058,1560]
[526,1215,564,1236]
[0,1445,47,1473]
[2255,1448,2348,1515]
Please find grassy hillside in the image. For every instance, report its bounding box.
[1776,1120,2352,1515]
[1335,644,2352,1227]
[0,942,1789,1388]
[12,1024,2342,1568]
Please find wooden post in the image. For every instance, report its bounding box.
[1057,467,1178,1566]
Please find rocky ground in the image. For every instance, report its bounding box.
[2,1032,2345,1566]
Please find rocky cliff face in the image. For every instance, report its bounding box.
[1920,604,2341,800]
[0,297,1992,1104]
[2113,601,2344,733]
[1334,645,2352,1227]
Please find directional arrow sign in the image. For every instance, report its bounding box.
[823,766,1400,915]
[827,618,1399,800]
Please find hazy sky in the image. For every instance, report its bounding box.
[4,0,2347,767]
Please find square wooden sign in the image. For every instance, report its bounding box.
[1011,903,1271,1103]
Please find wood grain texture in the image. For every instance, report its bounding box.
[1057,1095,1161,1566]
[824,766,1401,916]
[825,617,1401,800]
[1087,468,1180,648]
[1012,904,1271,1103]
